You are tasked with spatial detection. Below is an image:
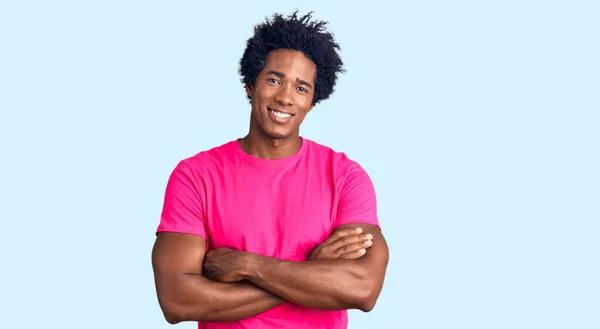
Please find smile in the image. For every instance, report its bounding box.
[268,108,294,119]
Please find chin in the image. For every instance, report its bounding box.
[260,126,295,140]
[265,130,293,140]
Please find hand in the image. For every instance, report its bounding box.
[308,227,374,261]
[203,247,247,283]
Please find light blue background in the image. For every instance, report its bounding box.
[1,1,598,328]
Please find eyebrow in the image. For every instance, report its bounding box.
[266,70,313,89]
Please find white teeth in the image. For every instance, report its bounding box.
[272,110,291,118]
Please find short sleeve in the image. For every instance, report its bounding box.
[156,161,207,239]
[333,163,381,229]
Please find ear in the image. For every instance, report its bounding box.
[245,84,254,99]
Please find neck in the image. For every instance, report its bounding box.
[239,130,302,160]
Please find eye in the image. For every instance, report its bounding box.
[297,86,308,93]
[267,78,280,85]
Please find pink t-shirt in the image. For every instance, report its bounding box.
[157,137,380,329]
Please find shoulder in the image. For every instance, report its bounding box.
[169,140,237,180]
[178,140,237,170]
[305,138,368,177]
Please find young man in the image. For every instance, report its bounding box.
[152,11,389,329]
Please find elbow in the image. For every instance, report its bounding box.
[161,299,211,324]
[164,313,181,325]
[350,282,380,312]
[156,282,212,323]
[161,299,202,324]
[161,302,184,325]
[357,295,377,312]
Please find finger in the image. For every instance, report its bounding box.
[202,270,214,280]
[334,239,373,257]
[339,248,368,260]
[329,233,373,252]
[324,227,364,246]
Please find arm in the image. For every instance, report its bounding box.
[204,162,388,312]
[153,162,285,323]
[153,161,377,323]
[152,232,285,323]
[153,228,374,323]
[243,224,388,312]
[205,224,388,312]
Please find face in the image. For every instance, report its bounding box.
[246,49,316,141]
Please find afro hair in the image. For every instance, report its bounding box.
[239,11,345,105]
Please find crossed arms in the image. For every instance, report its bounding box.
[152,224,389,324]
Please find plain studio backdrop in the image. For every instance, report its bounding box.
[1,1,598,328]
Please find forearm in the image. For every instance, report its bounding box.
[241,255,374,311]
[160,274,285,323]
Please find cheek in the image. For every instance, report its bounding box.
[294,95,313,111]
[252,96,266,112]
[295,112,310,124]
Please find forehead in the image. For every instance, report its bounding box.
[263,49,317,83]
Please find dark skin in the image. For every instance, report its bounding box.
[203,223,388,311]
[153,227,375,323]
[238,49,316,159]
[152,49,389,323]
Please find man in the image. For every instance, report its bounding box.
[152,11,389,328]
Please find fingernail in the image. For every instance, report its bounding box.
[359,249,366,254]
[364,240,372,246]
[355,227,363,233]
[366,234,373,239]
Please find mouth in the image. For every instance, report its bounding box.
[267,107,295,120]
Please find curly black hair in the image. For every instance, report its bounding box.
[239,11,345,105]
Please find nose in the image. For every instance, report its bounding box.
[274,84,293,106]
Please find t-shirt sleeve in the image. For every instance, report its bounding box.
[156,161,207,240]
[333,163,381,229]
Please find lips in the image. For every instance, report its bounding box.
[267,107,294,123]
[268,107,295,119]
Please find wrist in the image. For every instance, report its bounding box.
[238,252,261,281]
